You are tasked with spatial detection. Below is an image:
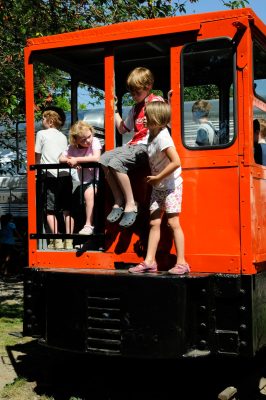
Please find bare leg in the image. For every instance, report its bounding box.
[102,165,124,208]
[47,213,58,233]
[83,186,96,226]
[114,170,136,212]
[63,211,74,234]
[144,209,162,265]
[167,213,186,265]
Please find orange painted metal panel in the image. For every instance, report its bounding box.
[104,53,115,151]
[181,165,241,273]
[25,8,261,51]
[251,166,266,264]
[29,249,144,269]
[24,48,38,259]
[24,8,266,275]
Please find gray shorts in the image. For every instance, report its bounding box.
[99,144,148,174]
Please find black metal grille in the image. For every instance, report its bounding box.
[86,294,121,355]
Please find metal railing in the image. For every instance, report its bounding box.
[29,162,105,251]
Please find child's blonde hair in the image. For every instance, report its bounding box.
[257,118,266,139]
[145,101,170,128]
[127,67,154,92]
[42,109,64,129]
[192,100,212,117]
[69,120,95,147]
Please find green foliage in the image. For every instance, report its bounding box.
[184,85,220,101]
[0,0,249,127]
[222,0,249,9]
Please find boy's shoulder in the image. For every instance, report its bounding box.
[38,127,62,133]
[37,127,65,137]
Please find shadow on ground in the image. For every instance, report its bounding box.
[6,338,266,400]
[5,343,221,400]
[1,279,265,400]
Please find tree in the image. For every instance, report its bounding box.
[0,0,249,174]
[0,0,249,123]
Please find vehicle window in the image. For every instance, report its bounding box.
[253,41,266,102]
[181,38,235,149]
[253,104,266,166]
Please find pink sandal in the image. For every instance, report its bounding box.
[168,263,190,275]
[128,261,157,273]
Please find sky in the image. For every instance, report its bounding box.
[183,0,266,23]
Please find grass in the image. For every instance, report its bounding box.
[0,284,84,400]
[0,283,52,400]
[0,378,53,400]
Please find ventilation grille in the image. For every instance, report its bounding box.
[86,294,121,355]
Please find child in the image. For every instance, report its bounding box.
[128,102,190,275]
[99,67,164,228]
[254,118,266,166]
[192,100,218,146]
[59,121,102,235]
[0,213,22,276]
[35,106,74,250]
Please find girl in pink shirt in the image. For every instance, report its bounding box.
[60,121,102,235]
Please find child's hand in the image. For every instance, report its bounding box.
[167,90,173,105]
[66,156,78,167]
[114,96,118,112]
[146,175,160,186]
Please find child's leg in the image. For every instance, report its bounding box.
[114,170,136,212]
[63,211,74,234]
[47,213,58,233]
[102,165,124,208]
[144,209,162,265]
[167,214,186,265]
[83,186,96,227]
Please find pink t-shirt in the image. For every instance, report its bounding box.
[123,93,164,145]
[63,137,102,183]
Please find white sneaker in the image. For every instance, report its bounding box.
[54,239,64,249]
[47,239,55,249]
[65,239,73,250]
[79,225,94,235]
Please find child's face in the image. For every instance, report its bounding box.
[77,129,93,147]
[144,110,156,130]
[130,86,151,103]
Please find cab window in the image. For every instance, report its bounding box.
[181,38,235,149]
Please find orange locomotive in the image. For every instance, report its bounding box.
[24,8,266,358]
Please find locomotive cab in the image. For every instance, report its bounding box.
[24,8,266,359]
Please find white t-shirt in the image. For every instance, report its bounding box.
[35,128,68,177]
[147,127,182,191]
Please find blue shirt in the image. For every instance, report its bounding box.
[0,222,16,245]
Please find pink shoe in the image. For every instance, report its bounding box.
[168,263,190,275]
[128,261,157,273]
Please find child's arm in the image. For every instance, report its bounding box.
[114,96,131,135]
[59,153,71,163]
[146,146,180,186]
[71,149,101,164]
[59,152,79,167]
[35,153,41,164]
